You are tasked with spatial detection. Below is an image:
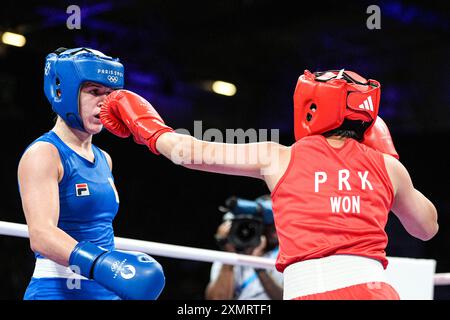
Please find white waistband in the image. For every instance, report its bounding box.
[32,258,89,280]
[283,255,387,300]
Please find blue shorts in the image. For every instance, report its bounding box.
[23,277,121,300]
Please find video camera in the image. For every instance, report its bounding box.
[218,196,273,253]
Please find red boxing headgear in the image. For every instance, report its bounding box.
[293,69,381,140]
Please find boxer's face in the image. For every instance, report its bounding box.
[79,82,114,134]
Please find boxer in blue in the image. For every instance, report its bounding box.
[17,48,165,300]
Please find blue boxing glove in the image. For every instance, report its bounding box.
[69,241,165,300]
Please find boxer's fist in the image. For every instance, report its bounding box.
[363,116,399,159]
[99,95,131,138]
[69,241,165,300]
[100,90,173,154]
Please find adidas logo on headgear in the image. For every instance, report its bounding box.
[358,96,374,111]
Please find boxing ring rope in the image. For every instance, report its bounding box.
[1,220,449,285]
[0,221,275,269]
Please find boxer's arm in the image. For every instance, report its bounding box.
[156,132,289,183]
[18,142,77,266]
[101,90,291,188]
[384,154,438,241]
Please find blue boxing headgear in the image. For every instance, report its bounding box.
[44,47,125,131]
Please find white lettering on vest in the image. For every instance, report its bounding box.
[358,171,373,190]
[330,196,360,214]
[315,172,327,192]
[338,169,351,191]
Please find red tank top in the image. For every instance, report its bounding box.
[271,135,394,272]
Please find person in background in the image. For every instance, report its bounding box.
[206,196,283,300]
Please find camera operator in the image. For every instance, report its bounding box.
[205,196,283,300]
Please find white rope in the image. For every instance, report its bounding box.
[434,273,450,286]
[1,220,449,284]
[0,221,274,269]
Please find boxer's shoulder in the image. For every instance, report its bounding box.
[20,141,61,168]
[19,141,63,182]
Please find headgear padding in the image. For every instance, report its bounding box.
[44,47,125,131]
[293,69,380,140]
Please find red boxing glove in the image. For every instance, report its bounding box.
[100,90,173,154]
[99,98,131,139]
[363,116,399,159]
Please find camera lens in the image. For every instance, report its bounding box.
[236,221,258,241]
[228,217,263,251]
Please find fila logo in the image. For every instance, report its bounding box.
[358,96,374,111]
[75,183,90,197]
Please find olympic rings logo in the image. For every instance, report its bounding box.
[107,75,119,83]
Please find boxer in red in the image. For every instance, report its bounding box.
[100,69,438,300]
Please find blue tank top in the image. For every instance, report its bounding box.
[26,131,119,258]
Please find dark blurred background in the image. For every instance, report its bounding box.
[0,0,449,299]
